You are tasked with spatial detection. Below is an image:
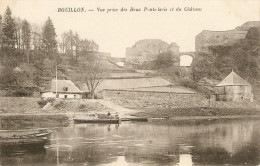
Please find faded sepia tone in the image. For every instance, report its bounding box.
[0,0,259,165]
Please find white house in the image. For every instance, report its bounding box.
[41,79,83,99]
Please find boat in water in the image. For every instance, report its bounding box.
[0,129,53,138]
[22,130,53,138]
[0,129,52,150]
[0,136,48,148]
[121,118,148,122]
[73,118,120,124]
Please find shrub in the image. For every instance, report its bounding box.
[12,88,33,97]
[37,98,55,108]
[79,104,87,109]
[179,78,199,90]
[37,99,48,108]
[53,101,64,109]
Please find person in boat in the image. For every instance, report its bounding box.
[107,111,111,118]
[115,112,119,119]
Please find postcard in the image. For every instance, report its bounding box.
[0,0,259,165]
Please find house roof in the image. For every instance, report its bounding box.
[42,79,83,93]
[216,71,251,87]
[80,77,172,92]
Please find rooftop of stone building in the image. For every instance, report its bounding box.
[216,70,251,87]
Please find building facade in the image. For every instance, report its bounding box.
[215,71,253,102]
[41,79,83,99]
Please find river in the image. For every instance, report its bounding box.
[0,119,259,166]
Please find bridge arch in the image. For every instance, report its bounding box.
[178,52,195,67]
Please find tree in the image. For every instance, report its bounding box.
[82,56,103,99]
[14,17,22,55]
[79,39,99,53]
[89,40,99,52]
[60,32,67,53]
[31,23,43,57]
[42,17,57,58]
[21,19,31,64]
[74,32,80,62]
[246,27,260,45]
[155,52,174,69]
[2,6,16,50]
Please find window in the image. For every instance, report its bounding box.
[64,95,67,98]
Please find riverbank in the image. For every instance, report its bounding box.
[131,107,260,118]
[131,107,260,125]
[1,97,260,128]
[147,115,260,125]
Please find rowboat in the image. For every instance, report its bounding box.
[0,129,53,138]
[73,118,120,124]
[0,136,48,148]
[22,130,53,138]
[121,118,148,122]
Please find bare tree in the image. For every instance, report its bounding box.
[14,17,22,55]
[82,55,103,99]
[31,23,42,57]
[21,19,31,64]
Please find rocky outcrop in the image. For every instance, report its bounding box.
[195,21,260,53]
[125,39,179,65]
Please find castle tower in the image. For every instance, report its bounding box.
[168,42,180,63]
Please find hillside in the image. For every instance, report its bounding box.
[192,26,260,103]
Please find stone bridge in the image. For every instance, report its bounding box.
[178,52,195,59]
[177,52,195,66]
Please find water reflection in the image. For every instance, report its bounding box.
[178,154,192,166]
[0,146,46,165]
[0,119,259,166]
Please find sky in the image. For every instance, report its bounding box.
[0,0,259,57]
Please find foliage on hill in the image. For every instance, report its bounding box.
[0,6,101,97]
[193,27,260,83]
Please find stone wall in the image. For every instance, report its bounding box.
[125,39,179,65]
[216,86,253,102]
[101,90,259,109]
[195,30,247,53]
[102,90,208,108]
[195,21,260,53]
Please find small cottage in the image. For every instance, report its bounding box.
[215,71,253,102]
[41,79,83,99]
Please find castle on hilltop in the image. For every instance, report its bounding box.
[195,21,260,53]
[125,39,179,66]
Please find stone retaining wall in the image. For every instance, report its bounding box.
[102,90,208,108]
[101,90,259,109]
